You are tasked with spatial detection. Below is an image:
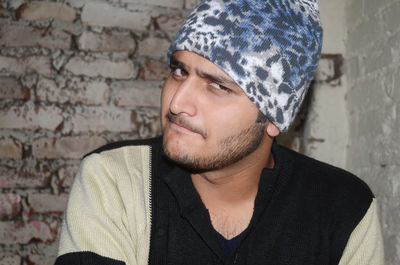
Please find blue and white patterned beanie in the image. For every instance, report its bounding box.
[167,0,323,132]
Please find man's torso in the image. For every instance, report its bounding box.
[55,137,374,265]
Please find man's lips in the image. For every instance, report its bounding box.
[166,113,207,138]
[170,122,195,134]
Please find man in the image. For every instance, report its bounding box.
[55,0,384,264]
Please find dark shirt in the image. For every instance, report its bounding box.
[216,229,247,258]
[54,137,374,265]
[148,138,373,265]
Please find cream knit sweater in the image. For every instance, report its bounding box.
[57,144,384,265]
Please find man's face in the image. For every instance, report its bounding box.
[161,51,267,172]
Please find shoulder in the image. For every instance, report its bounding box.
[58,139,158,263]
[76,137,163,190]
[84,136,163,158]
[273,143,374,229]
[276,143,373,202]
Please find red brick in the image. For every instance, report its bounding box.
[17,1,76,23]
[0,77,29,100]
[36,78,109,105]
[32,136,107,159]
[27,254,56,265]
[67,107,137,133]
[0,24,71,50]
[81,3,151,31]
[0,166,51,188]
[113,81,162,108]
[0,194,21,219]
[135,108,162,137]
[51,18,83,36]
[58,164,79,188]
[0,105,63,131]
[184,0,202,9]
[138,37,170,60]
[111,0,183,8]
[28,193,68,214]
[77,31,136,53]
[0,138,23,160]
[64,56,134,79]
[156,15,184,39]
[0,220,57,244]
[137,59,170,81]
[0,56,52,75]
[0,253,21,265]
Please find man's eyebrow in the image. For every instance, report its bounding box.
[196,70,239,88]
[169,56,185,68]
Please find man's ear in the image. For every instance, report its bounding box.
[266,122,280,137]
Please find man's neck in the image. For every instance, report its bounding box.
[190,137,274,238]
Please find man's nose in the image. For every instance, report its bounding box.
[169,77,199,116]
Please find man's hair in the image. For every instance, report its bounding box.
[256,110,268,124]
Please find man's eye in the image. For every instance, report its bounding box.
[170,66,185,78]
[173,68,183,77]
[210,83,232,93]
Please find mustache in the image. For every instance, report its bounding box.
[166,113,207,138]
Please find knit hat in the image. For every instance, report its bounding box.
[167,0,323,132]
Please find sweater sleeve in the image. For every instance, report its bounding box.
[55,145,152,265]
[338,199,384,265]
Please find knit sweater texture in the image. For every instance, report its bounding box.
[55,137,384,265]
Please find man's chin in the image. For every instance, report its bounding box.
[162,133,185,159]
[162,138,204,172]
[163,152,208,174]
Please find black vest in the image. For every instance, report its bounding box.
[147,137,373,265]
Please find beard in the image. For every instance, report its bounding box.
[162,119,267,173]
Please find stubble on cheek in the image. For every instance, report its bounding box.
[162,119,266,173]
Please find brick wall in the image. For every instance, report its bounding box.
[0,0,193,263]
[0,0,344,264]
[345,0,400,264]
